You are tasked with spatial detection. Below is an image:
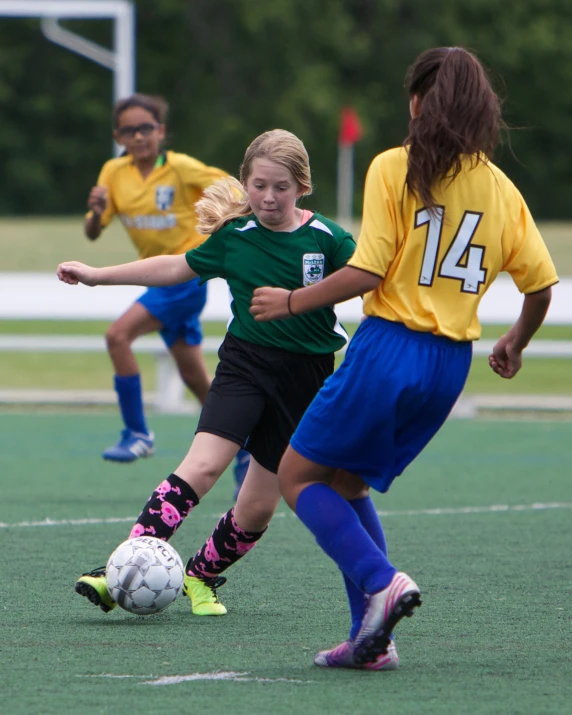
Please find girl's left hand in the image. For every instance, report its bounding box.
[250,287,291,321]
[57,261,100,287]
[489,332,523,379]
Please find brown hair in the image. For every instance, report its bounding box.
[112,93,169,128]
[404,47,503,210]
[196,129,312,234]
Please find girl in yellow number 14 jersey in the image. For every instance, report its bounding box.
[85,93,250,489]
[251,47,558,669]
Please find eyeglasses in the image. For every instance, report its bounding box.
[116,123,159,139]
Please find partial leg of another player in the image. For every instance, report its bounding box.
[278,448,421,668]
[184,457,281,615]
[169,339,211,404]
[102,302,159,462]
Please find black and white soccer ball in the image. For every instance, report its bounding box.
[106,536,185,615]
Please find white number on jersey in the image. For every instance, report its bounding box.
[416,207,487,294]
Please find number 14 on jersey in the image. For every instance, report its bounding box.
[416,207,487,294]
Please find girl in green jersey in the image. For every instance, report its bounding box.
[59,130,362,629]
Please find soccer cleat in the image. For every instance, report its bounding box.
[183,574,227,616]
[354,571,421,666]
[102,429,155,463]
[314,639,399,671]
[75,566,117,613]
[233,448,250,500]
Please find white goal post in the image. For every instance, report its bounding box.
[0,0,135,154]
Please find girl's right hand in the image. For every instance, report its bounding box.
[87,186,108,215]
[57,261,100,287]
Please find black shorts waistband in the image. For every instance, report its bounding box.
[223,332,335,363]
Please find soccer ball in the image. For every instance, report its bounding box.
[106,536,185,615]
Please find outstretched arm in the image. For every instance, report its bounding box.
[489,286,552,379]
[57,254,197,288]
[250,266,381,321]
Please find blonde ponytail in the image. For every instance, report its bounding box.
[195,176,252,235]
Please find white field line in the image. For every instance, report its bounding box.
[2,502,572,529]
[78,671,311,685]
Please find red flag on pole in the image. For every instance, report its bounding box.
[339,107,363,146]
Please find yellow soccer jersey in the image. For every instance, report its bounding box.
[89,150,227,258]
[350,147,558,341]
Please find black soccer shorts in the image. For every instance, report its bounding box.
[196,333,334,473]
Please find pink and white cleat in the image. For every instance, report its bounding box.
[354,571,421,666]
[314,639,399,670]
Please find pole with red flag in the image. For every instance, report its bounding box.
[337,107,363,230]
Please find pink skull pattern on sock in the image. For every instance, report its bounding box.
[186,507,267,579]
[128,473,199,542]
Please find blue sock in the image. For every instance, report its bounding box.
[295,483,396,596]
[345,496,388,640]
[114,374,148,435]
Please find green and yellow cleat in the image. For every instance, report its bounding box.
[75,566,117,613]
[183,574,227,616]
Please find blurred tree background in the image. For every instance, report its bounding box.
[0,0,571,218]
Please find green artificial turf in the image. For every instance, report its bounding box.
[1,414,571,714]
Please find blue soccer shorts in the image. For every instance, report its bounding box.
[137,278,207,348]
[290,316,472,493]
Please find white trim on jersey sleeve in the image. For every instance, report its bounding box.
[309,219,334,236]
[235,220,257,232]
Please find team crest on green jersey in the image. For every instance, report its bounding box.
[303,253,325,286]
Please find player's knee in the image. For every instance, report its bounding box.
[177,457,222,496]
[332,469,369,500]
[105,326,132,352]
[277,469,300,511]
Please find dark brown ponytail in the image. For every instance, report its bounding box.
[404,47,503,211]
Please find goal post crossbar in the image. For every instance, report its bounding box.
[0,1,133,20]
[0,0,135,154]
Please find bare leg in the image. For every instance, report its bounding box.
[174,432,240,498]
[169,338,212,405]
[233,458,282,532]
[278,446,368,510]
[105,302,162,375]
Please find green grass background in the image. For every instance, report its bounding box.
[0,217,571,396]
[1,414,571,715]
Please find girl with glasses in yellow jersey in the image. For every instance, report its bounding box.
[59,130,357,627]
[84,93,250,491]
[250,48,558,670]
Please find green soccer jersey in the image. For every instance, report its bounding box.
[186,212,356,354]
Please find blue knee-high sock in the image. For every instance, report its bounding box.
[295,483,396,595]
[345,496,388,640]
[114,374,148,435]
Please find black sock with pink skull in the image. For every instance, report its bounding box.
[128,473,199,542]
[186,507,267,579]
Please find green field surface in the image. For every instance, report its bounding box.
[1,414,571,715]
